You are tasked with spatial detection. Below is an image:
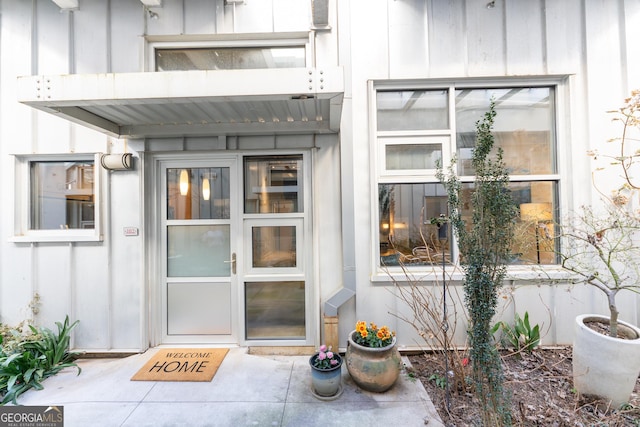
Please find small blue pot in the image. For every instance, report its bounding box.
[309,353,343,397]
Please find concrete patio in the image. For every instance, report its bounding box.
[13,347,444,427]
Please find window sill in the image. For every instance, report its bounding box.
[10,232,103,243]
[372,264,573,284]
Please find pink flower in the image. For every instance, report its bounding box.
[326,351,334,359]
[330,359,338,366]
[319,345,327,352]
[318,351,327,360]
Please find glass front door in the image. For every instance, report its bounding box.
[162,160,237,344]
[159,154,311,346]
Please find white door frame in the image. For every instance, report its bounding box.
[146,150,315,348]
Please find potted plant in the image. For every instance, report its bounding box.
[345,321,401,392]
[309,344,343,399]
[562,91,640,407]
[559,203,640,407]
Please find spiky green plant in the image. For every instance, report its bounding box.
[0,316,81,405]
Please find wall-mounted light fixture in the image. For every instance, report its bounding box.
[101,153,133,171]
[179,169,190,196]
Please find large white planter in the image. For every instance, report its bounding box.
[573,314,640,407]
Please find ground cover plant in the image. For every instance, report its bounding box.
[0,316,81,405]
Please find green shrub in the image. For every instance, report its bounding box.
[440,99,515,426]
[0,316,81,405]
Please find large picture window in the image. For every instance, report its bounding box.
[376,85,559,267]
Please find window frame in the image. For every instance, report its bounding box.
[11,153,102,243]
[370,77,571,281]
[145,32,313,72]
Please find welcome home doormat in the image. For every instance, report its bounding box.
[131,348,229,382]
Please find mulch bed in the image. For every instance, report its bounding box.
[408,347,640,426]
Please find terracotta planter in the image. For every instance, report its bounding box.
[309,353,343,399]
[345,330,401,392]
[573,314,640,407]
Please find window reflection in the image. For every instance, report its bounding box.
[244,156,303,214]
[456,88,555,176]
[252,226,296,268]
[167,167,230,220]
[156,47,306,71]
[377,90,449,131]
[30,161,95,230]
[379,183,451,266]
[245,281,305,340]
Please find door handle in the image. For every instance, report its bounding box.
[224,252,236,274]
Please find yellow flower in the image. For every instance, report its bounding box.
[356,321,368,338]
[379,326,390,339]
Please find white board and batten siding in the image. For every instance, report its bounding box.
[342,0,640,349]
[0,0,639,352]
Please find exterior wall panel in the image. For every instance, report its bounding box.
[427,0,466,77]
[465,0,506,76]
[72,244,111,349]
[110,0,145,73]
[505,0,544,75]
[74,1,109,74]
[388,0,429,78]
[0,0,639,352]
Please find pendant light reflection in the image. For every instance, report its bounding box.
[202,177,211,201]
[179,169,189,196]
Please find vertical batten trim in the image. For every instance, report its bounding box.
[462,0,469,76]
[104,159,114,350]
[30,1,39,153]
[540,0,548,74]
[31,243,38,323]
[68,242,76,349]
[618,0,628,95]
[182,0,186,36]
[31,0,37,75]
[500,0,507,75]
[107,0,112,73]
[68,11,75,74]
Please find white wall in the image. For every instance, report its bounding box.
[1,0,639,352]
[0,0,317,352]
[339,0,640,349]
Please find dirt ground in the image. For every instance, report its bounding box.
[408,347,640,426]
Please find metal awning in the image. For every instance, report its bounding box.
[17,67,344,139]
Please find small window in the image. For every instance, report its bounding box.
[156,47,306,71]
[243,155,303,214]
[12,155,101,242]
[30,161,95,230]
